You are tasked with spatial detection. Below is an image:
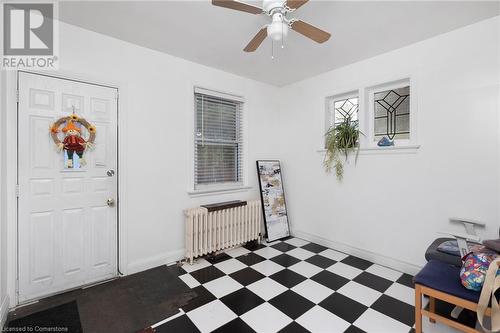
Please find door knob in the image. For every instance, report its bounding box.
[107,169,115,177]
[107,198,115,207]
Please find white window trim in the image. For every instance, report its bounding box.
[325,90,359,136]
[319,77,419,155]
[365,78,417,148]
[187,84,250,195]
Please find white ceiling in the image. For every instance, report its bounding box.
[59,1,499,86]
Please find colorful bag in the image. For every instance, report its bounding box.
[460,252,498,291]
[477,257,500,332]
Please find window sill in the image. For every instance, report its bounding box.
[317,144,420,155]
[188,186,252,197]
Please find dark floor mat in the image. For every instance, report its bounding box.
[8,265,197,333]
[7,301,82,333]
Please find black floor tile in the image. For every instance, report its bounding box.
[205,252,232,265]
[319,293,368,323]
[229,267,265,286]
[353,272,393,293]
[311,270,350,291]
[272,242,297,252]
[301,243,328,253]
[270,254,301,267]
[371,294,415,327]
[212,318,256,333]
[341,256,373,270]
[269,290,315,319]
[155,315,201,333]
[305,255,336,269]
[243,241,266,252]
[397,273,415,288]
[278,321,311,333]
[237,253,266,266]
[344,325,367,333]
[181,286,216,312]
[220,288,265,316]
[269,269,307,288]
[189,266,225,284]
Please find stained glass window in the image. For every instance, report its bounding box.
[333,96,359,127]
[374,86,410,140]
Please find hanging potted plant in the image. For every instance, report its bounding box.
[324,117,362,181]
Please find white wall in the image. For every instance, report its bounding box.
[278,17,500,274]
[57,23,281,273]
[3,21,281,306]
[0,69,9,326]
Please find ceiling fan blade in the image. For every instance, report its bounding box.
[291,20,331,43]
[212,0,263,14]
[244,27,268,52]
[286,0,309,10]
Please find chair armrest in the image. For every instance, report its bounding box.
[449,217,485,236]
[437,231,481,243]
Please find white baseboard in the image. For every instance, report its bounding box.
[292,230,422,276]
[126,249,185,275]
[0,295,9,330]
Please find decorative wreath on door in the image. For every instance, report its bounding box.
[50,114,96,168]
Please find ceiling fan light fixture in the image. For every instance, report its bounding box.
[267,13,288,41]
[267,21,288,41]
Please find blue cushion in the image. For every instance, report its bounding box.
[415,260,480,303]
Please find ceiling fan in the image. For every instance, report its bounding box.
[212,0,331,52]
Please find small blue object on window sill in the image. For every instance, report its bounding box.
[377,136,394,147]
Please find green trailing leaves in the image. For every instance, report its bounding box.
[324,118,362,181]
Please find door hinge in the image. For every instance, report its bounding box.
[15,184,20,198]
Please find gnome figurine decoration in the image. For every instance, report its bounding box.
[50,113,96,169]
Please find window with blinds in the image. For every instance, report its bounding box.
[194,88,243,189]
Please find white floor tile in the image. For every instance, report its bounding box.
[182,258,211,273]
[284,237,310,247]
[254,246,282,259]
[241,302,293,333]
[247,277,288,301]
[214,258,247,275]
[337,281,382,306]
[354,308,410,333]
[203,276,243,298]
[327,262,363,279]
[291,279,334,304]
[385,282,416,306]
[319,249,348,261]
[186,299,237,333]
[265,240,281,247]
[296,305,350,333]
[365,264,403,281]
[179,273,200,289]
[288,261,323,278]
[251,260,285,276]
[287,247,316,260]
[225,246,250,258]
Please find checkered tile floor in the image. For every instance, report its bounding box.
[153,238,427,333]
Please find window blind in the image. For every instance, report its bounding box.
[194,91,243,188]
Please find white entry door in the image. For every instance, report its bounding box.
[18,72,118,302]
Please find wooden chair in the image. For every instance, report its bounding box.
[414,260,492,333]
